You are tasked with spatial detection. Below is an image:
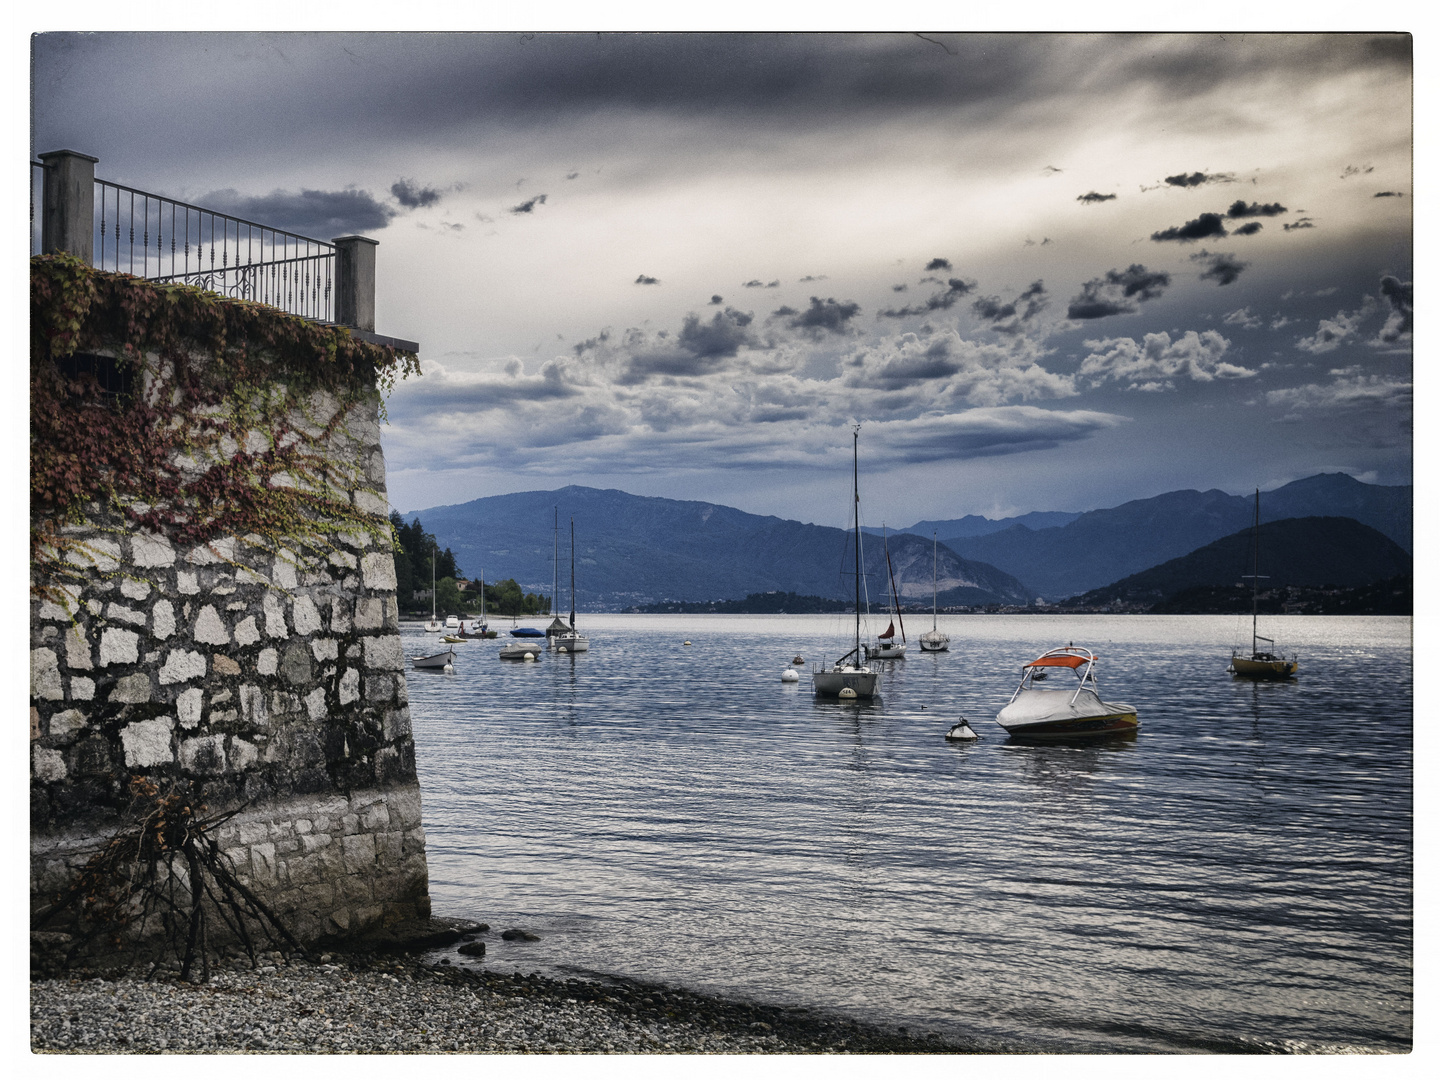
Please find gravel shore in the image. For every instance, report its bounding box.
[31,950,974,1055]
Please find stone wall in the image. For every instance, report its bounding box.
[30,359,430,945]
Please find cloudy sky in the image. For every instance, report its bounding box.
[30,32,1413,527]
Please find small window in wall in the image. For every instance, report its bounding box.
[55,352,134,404]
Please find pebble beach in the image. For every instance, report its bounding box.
[30,949,973,1055]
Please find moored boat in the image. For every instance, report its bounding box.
[410,646,455,670]
[553,518,590,653]
[1228,487,1298,679]
[499,641,542,660]
[814,426,880,700]
[996,646,1137,738]
[864,528,906,660]
[918,531,950,652]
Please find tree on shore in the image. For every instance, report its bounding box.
[390,511,460,602]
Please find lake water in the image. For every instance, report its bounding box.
[403,614,1412,1054]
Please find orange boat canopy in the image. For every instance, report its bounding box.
[1026,653,1095,668]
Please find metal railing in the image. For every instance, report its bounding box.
[93,178,334,322]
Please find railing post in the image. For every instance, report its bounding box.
[39,149,98,262]
[333,235,378,332]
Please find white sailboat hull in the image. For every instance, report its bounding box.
[553,631,589,653]
[918,631,949,652]
[812,666,879,698]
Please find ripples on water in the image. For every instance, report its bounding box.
[404,614,1412,1053]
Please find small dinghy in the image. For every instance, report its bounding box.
[411,647,456,671]
[499,641,542,661]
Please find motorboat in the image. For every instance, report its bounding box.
[863,527,906,661]
[510,627,546,638]
[814,426,879,699]
[445,615,460,630]
[411,646,455,670]
[553,518,590,653]
[499,641,543,660]
[918,531,950,652]
[996,646,1138,738]
[1229,488,1298,679]
[442,635,464,644]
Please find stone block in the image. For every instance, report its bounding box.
[228,738,258,771]
[389,787,425,829]
[66,537,121,572]
[152,598,176,638]
[374,830,403,868]
[354,597,385,631]
[109,673,153,704]
[176,687,203,729]
[194,604,231,645]
[105,603,146,627]
[363,674,394,703]
[234,615,261,647]
[158,649,206,684]
[31,648,63,701]
[69,676,95,700]
[176,571,199,595]
[311,638,339,662]
[30,707,40,740]
[361,552,397,592]
[98,628,140,667]
[48,708,87,740]
[179,735,226,774]
[238,821,269,846]
[328,550,358,571]
[32,746,67,782]
[257,647,279,675]
[402,827,428,855]
[359,800,391,831]
[342,813,360,835]
[263,592,289,638]
[281,642,312,684]
[382,707,412,742]
[75,736,111,775]
[120,577,152,600]
[239,684,268,726]
[299,832,332,854]
[64,625,93,670]
[304,687,327,721]
[249,842,278,888]
[362,635,404,671]
[131,532,175,567]
[339,667,360,705]
[120,717,174,767]
[213,655,241,677]
[273,553,298,589]
[38,583,82,621]
[292,595,323,635]
[353,488,388,517]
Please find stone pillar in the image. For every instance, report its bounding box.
[333,236,378,331]
[39,150,97,262]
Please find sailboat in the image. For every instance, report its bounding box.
[918,531,950,652]
[545,506,572,643]
[459,569,495,638]
[1229,488,1298,679]
[813,426,880,699]
[423,545,443,633]
[864,527,906,660]
[554,519,590,653]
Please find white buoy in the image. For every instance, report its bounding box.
[443,663,454,674]
[839,687,857,700]
[683,640,692,646]
[522,652,536,662]
[557,646,568,653]
[946,719,979,740]
[781,668,799,682]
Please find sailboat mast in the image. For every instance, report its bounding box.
[553,506,559,620]
[1252,487,1260,654]
[431,544,436,622]
[570,519,577,629]
[932,531,939,630]
[853,425,861,656]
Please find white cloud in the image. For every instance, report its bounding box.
[1223,307,1263,330]
[1294,300,1377,354]
[1078,330,1253,389]
[1265,372,1411,414]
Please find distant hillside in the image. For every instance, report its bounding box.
[1074,517,1412,608]
[946,474,1411,600]
[409,486,1033,610]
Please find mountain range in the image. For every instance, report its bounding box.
[412,486,1032,610]
[1072,517,1412,608]
[407,473,1410,610]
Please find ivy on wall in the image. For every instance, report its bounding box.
[30,255,420,608]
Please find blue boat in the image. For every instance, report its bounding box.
[510,627,545,638]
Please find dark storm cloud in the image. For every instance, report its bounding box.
[1017,280,1048,320]
[635,274,660,285]
[510,194,548,214]
[677,307,758,358]
[1076,191,1117,204]
[1340,164,1374,179]
[1163,171,1236,188]
[970,281,1048,333]
[1378,275,1412,342]
[892,284,908,292]
[972,296,1017,322]
[1232,221,1263,236]
[785,297,861,335]
[709,295,724,305]
[1067,264,1170,320]
[924,257,952,271]
[1191,250,1248,286]
[1283,218,1316,231]
[1225,200,1286,218]
[1151,212,1228,242]
[196,186,395,238]
[878,278,976,319]
[1374,191,1403,198]
[864,339,962,389]
[391,178,442,208]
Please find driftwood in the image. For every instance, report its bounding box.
[32,777,306,982]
